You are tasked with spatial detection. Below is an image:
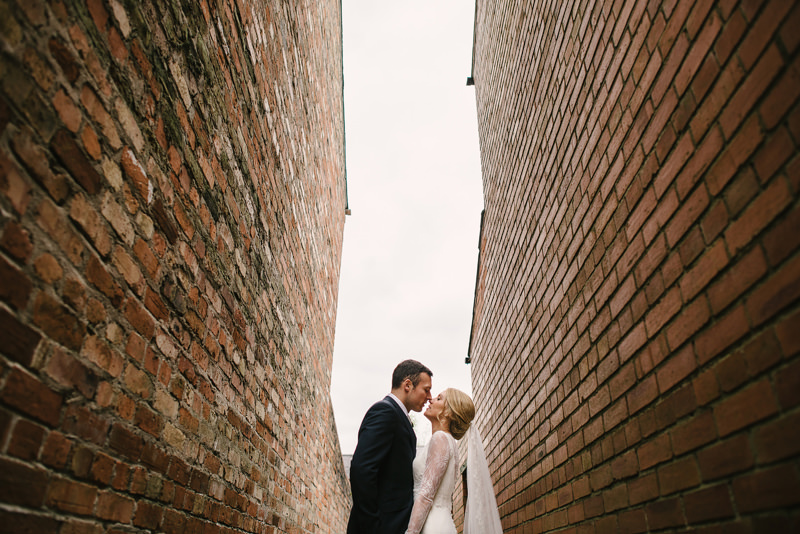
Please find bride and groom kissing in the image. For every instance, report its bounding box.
[347,360,503,534]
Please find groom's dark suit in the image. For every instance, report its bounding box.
[347,396,416,534]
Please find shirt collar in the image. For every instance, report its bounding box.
[388,393,409,416]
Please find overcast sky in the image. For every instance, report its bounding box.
[330,0,484,455]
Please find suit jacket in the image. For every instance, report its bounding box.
[347,396,417,534]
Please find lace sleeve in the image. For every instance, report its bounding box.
[405,432,452,534]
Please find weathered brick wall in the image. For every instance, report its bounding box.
[0,0,349,532]
[467,0,799,532]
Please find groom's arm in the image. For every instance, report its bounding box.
[349,402,395,528]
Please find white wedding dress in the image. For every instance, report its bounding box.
[406,431,458,534]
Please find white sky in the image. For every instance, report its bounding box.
[330,0,484,455]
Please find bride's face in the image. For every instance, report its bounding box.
[424,391,447,421]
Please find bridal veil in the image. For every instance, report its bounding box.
[464,427,503,534]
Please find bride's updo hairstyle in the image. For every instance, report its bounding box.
[443,388,475,440]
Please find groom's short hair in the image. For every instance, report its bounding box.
[392,359,433,389]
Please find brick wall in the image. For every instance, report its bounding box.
[466,0,799,532]
[0,0,349,532]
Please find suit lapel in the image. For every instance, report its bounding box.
[383,396,415,440]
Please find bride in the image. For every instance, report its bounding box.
[404,388,503,534]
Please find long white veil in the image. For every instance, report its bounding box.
[464,427,503,534]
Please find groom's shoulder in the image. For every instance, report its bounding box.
[358,397,397,429]
[364,396,398,417]
[369,396,394,411]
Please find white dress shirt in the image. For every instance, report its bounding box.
[388,393,409,418]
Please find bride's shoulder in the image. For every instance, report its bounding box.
[430,430,454,443]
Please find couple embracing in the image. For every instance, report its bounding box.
[347,360,503,534]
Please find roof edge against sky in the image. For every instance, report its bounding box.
[340,0,350,214]
[468,0,478,85]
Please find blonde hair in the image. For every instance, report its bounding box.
[442,388,475,440]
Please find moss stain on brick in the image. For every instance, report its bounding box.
[0,0,349,530]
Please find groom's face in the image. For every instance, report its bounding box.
[406,373,433,412]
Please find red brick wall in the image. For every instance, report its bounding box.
[0,0,349,532]
[467,0,800,532]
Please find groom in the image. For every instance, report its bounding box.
[347,359,433,534]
